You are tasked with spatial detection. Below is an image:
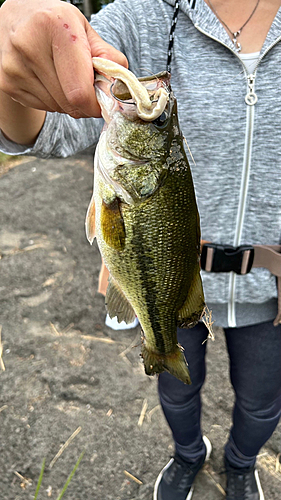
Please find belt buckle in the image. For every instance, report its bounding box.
[201,243,255,275]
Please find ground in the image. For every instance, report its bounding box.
[0,153,281,500]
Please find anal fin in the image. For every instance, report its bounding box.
[106,277,136,324]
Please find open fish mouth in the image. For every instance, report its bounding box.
[109,73,169,105]
[92,57,170,122]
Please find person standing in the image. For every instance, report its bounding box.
[1,1,281,499]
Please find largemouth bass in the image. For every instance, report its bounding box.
[86,58,205,384]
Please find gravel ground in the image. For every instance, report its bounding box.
[0,154,280,500]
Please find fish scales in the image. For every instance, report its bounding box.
[87,59,205,384]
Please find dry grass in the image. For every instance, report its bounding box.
[0,325,5,371]
[13,471,32,490]
[257,451,281,481]
[123,470,143,485]
[146,404,161,422]
[49,427,82,469]
[137,398,148,427]
[49,322,116,344]
[203,463,226,496]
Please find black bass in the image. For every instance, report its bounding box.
[86,58,205,384]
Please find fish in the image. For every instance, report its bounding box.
[86,58,205,384]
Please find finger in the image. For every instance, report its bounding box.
[2,2,127,118]
[31,56,94,118]
[10,85,92,118]
[50,16,102,117]
[9,91,55,113]
[7,4,99,118]
[86,25,128,68]
[51,21,129,118]
[1,53,92,118]
[0,49,64,113]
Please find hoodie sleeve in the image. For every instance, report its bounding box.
[0,113,103,158]
[0,0,142,159]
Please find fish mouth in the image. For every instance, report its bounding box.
[94,68,171,123]
[110,71,170,104]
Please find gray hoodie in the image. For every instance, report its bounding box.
[1,0,281,328]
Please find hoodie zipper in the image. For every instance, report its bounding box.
[228,73,256,326]
[228,36,281,325]
[194,24,281,326]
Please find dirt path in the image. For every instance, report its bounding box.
[0,154,280,500]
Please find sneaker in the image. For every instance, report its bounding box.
[105,314,139,330]
[154,436,212,500]
[225,457,264,500]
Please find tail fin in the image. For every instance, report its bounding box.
[141,345,191,385]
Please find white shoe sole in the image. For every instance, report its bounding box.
[255,469,265,500]
[153,458,174,500]
[153,435,212,500]
[203,435,212,461]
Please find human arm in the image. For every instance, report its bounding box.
[0,0,128,146]
[0,91,46,145]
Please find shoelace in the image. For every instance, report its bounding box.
[228,469,247,497]
[166,455,199,492]
[220,465,256,498]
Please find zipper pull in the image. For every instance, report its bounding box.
[245,74,258,106]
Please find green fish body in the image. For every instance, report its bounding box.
[86,67,205,384]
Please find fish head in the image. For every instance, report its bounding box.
[94,71,177,164]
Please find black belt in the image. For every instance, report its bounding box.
[201,242,281,325]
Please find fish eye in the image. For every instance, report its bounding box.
[153,111,168,127]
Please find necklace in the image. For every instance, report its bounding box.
[207,0,261,52]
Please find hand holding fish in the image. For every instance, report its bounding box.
[0,0,127,144]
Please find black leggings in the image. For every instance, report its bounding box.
[158,320,281,467]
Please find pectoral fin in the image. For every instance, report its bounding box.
[106,276,136,324]
[85,195,96,245]
[101,198,126,251]
[177,269,205,327]
[98,260,110,296]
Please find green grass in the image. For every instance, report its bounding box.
[33,452,85,500]
[33,459,46,500]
